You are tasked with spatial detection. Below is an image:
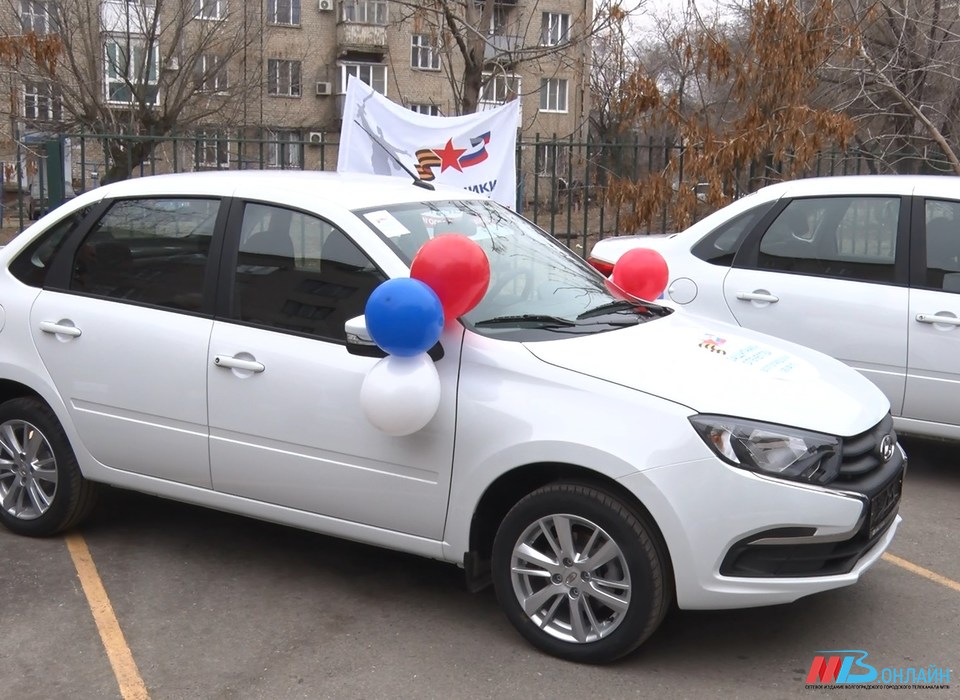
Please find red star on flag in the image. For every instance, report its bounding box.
[434,138,467,172]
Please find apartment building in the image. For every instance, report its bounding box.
[1,0,592,187]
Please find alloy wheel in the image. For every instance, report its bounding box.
[509,513,631,644]
[0,420,58,520]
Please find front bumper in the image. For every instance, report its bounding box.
[618,447,904,610]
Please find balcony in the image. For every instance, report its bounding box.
[484,34,523,63]
[337,23,388,54]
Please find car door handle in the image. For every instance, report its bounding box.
[915,313,960,326]
[213,355,265,373]
[736,291,779,303]
[39,321,82,337]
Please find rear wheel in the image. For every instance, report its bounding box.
[0,398,97,536]
[492,482,670,663]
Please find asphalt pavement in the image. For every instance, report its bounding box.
[1,435,958,699]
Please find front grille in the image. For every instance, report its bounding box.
[837,413,895,481]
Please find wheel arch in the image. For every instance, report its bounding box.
[463,462,674,594]
[0,379,46,408]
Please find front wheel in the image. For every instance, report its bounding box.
[0,397,98,536]
[492,483,671,663]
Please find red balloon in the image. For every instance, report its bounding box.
[610,248,669,301]
[410,236,491,320]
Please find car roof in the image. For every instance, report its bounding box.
[80,171,486,210]
[759,174,960,199]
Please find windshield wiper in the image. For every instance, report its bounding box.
[576,299,645,320]
[473,314,577,328]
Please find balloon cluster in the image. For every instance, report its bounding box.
[609,248,669,301]
[360,235,490,436]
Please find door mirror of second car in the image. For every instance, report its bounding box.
[344,315,444,361]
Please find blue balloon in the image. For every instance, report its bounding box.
[365,278,444,357]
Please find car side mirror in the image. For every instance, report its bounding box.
[344,315,444,362]
[344,315,384,358]
[345,315,375,347]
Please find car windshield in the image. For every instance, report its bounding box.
[357,199,670,338]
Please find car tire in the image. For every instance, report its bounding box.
[0,397,98,536]
[492,482,671,664]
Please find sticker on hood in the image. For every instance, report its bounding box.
[699,333,815,379]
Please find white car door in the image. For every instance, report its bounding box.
[31,197,222,488]
[722,195,910,414]
[206,201,458,540]
[902,198,960,427]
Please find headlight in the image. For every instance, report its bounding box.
[689,415,842,485]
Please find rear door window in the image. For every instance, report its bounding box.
[70,198,221,312]
[755,197,900,283]
[921,200,960,293]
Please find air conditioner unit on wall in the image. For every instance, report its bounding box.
[315,81,333,96]
[308,132,324,145]
[319,0,333,11]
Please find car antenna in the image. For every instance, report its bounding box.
[353,119,435,191]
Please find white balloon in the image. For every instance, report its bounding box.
[360,354,442,436]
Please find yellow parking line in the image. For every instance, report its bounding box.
[883,552,960,593]
[65,533,150,700]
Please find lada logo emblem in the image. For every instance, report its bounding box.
[878,434,895,462]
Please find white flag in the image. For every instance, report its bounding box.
[337,78,519,209]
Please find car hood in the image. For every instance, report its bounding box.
[523,312,889,437]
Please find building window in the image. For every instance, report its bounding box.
[341,0,387,25]
[411,34,440,71]
[268,0,300,25]
[539,78,568,113]
[540,13,569,46]
[339,63,387,95]
[196,130,229,168]
[480,72,520,107]
[195,55,228,93]
[409,103,440,116]
[193,0,225,20]
[23,81,62,121]
[20,0,55,33]
[477,1,508,34]
[105,38,160,105]
[265,130,303,169]
[268,59,302,97]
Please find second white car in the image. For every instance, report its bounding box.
[590,175,960,441]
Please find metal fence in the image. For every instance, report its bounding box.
[1,130,886,255]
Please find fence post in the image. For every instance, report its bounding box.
[532,133,541,226]
[580,133,589,254]
[44,138,65,209]
[661,138,671,235]
[549,133,558,236]
[172,129,179,173]
[515,134,523,214]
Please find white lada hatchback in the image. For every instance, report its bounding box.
[0,172,903,663]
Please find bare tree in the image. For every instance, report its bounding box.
[0,0,262,182]
[589,3,648,142]
[390,0,637,122]
[606,0,854,230]
[820,0,960,175]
